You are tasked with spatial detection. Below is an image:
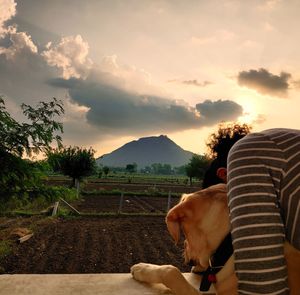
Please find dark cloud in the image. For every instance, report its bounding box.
[168,79,212,87]
[196,99,243,125]
[182,80,212,87]
[0,39,62,105]
[0,15,64,105]
[49,73,243,135]
[293,79,300,88]
[237,68,291,97]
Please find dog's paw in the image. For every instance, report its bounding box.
[131,263,161,283]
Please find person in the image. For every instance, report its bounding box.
[202,123,250,189]
[226,128,300,294]
[201,156,227,189]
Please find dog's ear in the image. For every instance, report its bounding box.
[166,200,192,244]
[166,207,182,244]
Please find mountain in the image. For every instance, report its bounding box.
[97,135,194,168]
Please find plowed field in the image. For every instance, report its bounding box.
[75,194,181,213]
[1,194,191,274]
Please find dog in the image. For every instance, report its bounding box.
[131,183,300,295]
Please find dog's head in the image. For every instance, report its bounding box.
[166,183,230,270]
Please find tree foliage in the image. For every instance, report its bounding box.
[47,146,97,186]
[126,163,137,173]
[102,166,110,177]
[0,97,64,201]
[0,97,64,157]
[185,154,210,185]
[0,150,36,201]
[151,163,172,175]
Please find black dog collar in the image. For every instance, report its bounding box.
[198,233,233,292]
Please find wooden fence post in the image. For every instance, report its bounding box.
[167,191,171,212]
[75,179,80,198]
[52,201,60,216]
[118,192,124,213]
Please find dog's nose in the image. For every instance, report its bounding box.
[187,259,196,266]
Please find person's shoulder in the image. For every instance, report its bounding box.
[260,128,300,136]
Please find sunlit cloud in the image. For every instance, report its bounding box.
[42,35,92,79]
[263,21,275,32]
[257,0,282,11]
[189,29,236,47]
[0,28,37,60]
[0,0,16,37]
[0,0,37,61]
[240,112,267,126]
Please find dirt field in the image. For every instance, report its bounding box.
[0,194,191,274]
[75,194,181,214]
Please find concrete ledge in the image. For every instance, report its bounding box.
[0,273,215,295]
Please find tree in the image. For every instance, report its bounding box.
[174,165,186,175]
[47,146,97,187]
[0,97,64,200]
[103,166,110,177]
[151,163,173,175]
[185,154,210,185]
[126,163,137,173]
[0,97,64,157]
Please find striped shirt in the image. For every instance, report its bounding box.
[227,128,300,295]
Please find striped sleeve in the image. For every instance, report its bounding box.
[227,134,289,295]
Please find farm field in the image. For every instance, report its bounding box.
[75,194,181,214]
[46,176,201,194]
[1,216,190,274]
[0,190,195,274]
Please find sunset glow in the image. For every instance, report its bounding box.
[1,0,300,156]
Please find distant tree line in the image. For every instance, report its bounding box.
[0,94,251,213]
[99,162,188,176]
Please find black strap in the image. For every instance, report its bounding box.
[199,266,219,291]
[199,233,233,291]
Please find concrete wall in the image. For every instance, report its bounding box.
[0,273,215,295]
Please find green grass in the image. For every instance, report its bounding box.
[0,240,12,260]
[0,185,79,215]
[7,210,41,217]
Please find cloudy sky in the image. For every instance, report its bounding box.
[1,0,300,157]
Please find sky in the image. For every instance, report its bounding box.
[1,0,300,158]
